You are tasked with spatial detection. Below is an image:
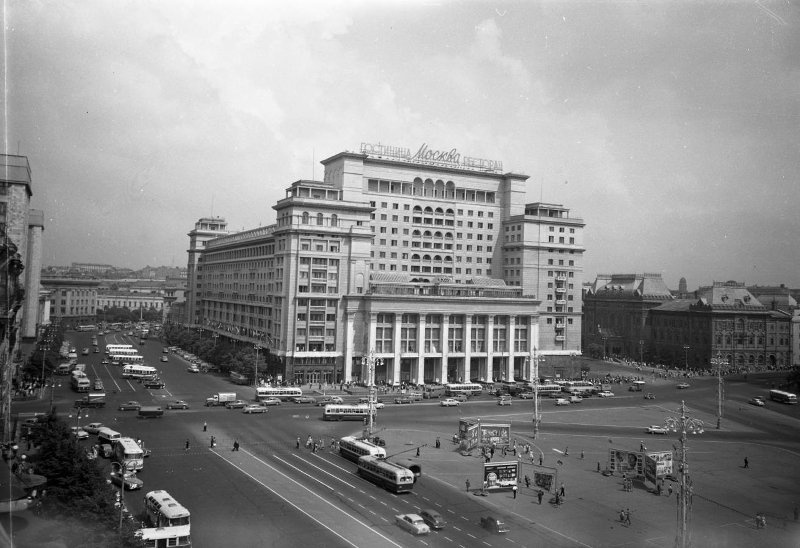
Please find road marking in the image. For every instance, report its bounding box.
[212,450,403,548]
[443,536,453,542]
[287,452,360,488]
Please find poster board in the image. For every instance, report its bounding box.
[483,461,518,490]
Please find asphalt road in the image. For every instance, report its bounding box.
[24,332,800,547]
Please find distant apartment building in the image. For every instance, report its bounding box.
[40,278,100,325]
[96,291,164,313]
[70,262,113,274]
[185,143,585,384]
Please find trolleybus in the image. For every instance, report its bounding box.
[112,437,144,472]
[338,436,386,462]
[357,455,415,493]
[444,382,483,397]
[769,389,797,404]
[106,344,134,354]
[136,525,191,548]
[122,364,158,380]
[144,490,191,528]
[323,404,374,421]
[111,354,144,366]
[254,386,303,402]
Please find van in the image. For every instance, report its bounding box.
[497,395,513,406]
[138,406,164,419]
[56,363,72,375]
[97,427,122,445]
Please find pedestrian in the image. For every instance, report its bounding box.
[744,456,749,468]
[296,437,300,449]
[233,440,240,451]
[465,479,471,492]
[597,461,601,472]
[555,492,561,506]
[203,421,207,432]
[537,490,544,504]
[539,454,543,466]
[512,485,517,499]
[416,447,420,457]
[624,508,631,526]
[435,437,440,449]
[668,484,673,497]
[524,475,531,488]
[184,439,190,451]
[640,440,645,451]
[210,436,216,448]
[564,447,569,456]
[580,450,585,459]
[559,482,565,497]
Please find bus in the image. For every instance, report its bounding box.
[136,525,192,548]
[254,386,303,402]
[144,490,191,528]
[422,384,446,399]
[535,384,563,398]
[338,436,386,462]
[769,389,798,404]
[444,383,483,397]
[562,381,598,396]
[357,455,415,493]
[323,404,374,421]
[109,348,139,356]
[112,437,144,472]
[122,364,158,380]
[111,354,144,365]
[77,324,97,332]
[106,344,133,354]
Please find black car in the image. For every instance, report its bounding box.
[143,379,165,389]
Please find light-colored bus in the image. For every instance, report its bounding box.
[122,364,158,379]
[77,324,97,332]
[769,389,798,404]
[144,490,191,529]
[136,525,192,548]
[444,382,483,397]
[422,384,446,399]
[112,354,144,366]
[323,404,374,422]
[106,344,134,354]
[113,437,144,472]
[339,436,386,462]
[109,348,139,356]
[254,386,303,402]
[534,383,563,397]
[357,455,415,493]
[562,381,597,396]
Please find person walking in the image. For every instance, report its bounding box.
[624,508,631,526]
[512,485,517,499]
[184,439,190,451]
[580,450,585,459]
[416,447,420,457]
[559,482,565,497]
[744,456,749,468]
[537,490,544,504]
[539,454,543,466]
[465,479,471,492]
[296,437,301,449]
[233,440,240,451]
[203,421,207,432]
[524,475,531,489]
[564,447,569,456]
[435,437,440,449]
[668,484,673,497]
[210,436,216,448]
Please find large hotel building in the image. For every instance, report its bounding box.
[185,143,585,385]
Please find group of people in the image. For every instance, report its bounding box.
[300,435,330,453]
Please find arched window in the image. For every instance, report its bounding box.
[302,212,310,224]
[435,207,444,215]
[330,214,338,227]
[411,254,420,261]
[434,231,442,238]
[423,231,432,238]
[424,206,434,214]
[423,254,432,261]
[412,230,422,237]
[317,213,324,226]
[413,206,423,213]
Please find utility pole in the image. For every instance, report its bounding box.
[530,350,540,439]
[362,350,382,438]
[664,401,704,548]
[710,352,727,430]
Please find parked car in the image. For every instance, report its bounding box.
[440,398,460,407]
[242,404,268,414]
[225,400,248,409]
[480,515,510,533]
[118,401,141,411]
[315,396,344,406]
[568,395,583,403]
[70,426,89,440]
[374,401,385,409]
[395,514,430,535]
[677,383,690,389]
[554,398,570,406]
[187,365,200,373]
[394,396,414,404]
[647,425,668,435]
[748,397,765,407]
[110,472,143,491]
[419,509,446,530]
[644,393,656,400]
[261,398,282,406]
[93,347,100,353]
[166,400,190,410]
[160,356,168,362]
[83,422,104,435]
[143,379,165,389]
[82,348,89,355]
[597,390,614,398]
[292,396,316,404]
[453,394,469,402]
[518,391,534,399]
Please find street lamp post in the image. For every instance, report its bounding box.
[639,339,644,365]
[109,461,127,531]
[682,344,690,369]
[529,350,540,440]
[361,350,383,438]
[663,401,704,548]
[710,352,727,430]
[253,345,261,387]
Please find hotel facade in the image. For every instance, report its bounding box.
[187,144,585,385]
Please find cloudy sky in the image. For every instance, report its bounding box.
[5,1,799,288]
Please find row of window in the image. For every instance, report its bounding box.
[369,199,496,217]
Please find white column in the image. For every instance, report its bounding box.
[344,313,355,382]
[440,314,449,384]
[487,315,495,382]
[416,314,426,385]
[393,313,402,385]
[464,314,472,383]
[507,315,516,381]
[529,315,539,380]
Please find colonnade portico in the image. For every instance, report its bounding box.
[344,312,538,385]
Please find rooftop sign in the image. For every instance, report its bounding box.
[360,142,503,173]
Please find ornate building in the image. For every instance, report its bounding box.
[186,143,586,384]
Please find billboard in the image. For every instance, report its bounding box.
[644,451,674,483]
[609,449,644,477]
[458,420,481,451]
[483,461,518,490]
[480,423,511,447]
[457,420,511,451]
[532,465,558,493]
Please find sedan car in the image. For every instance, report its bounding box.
[395,513,430,535]
[554,398,570,406]
[419,509,446,530]
[242,404,268,414]
[677,383,691,389]
[453,394,469,402]
[261,397,282,406]
[394,396,414,404]
[748,397,765,407]
[518,391,534,399]
[118,401,141,411]
[292,396,317,404]
[93,347,100,353]
[644,392,656,400]
[166,400,190,410]
[440,398,460,407]
[225,400,248,409]
[480,515,510,533]
[374,402,385,409]
[186,365,200,373]
[647,425,668,435]
[110,472,144,491]
[597,390,615,398]
[143,379,165,389]
[101,359,110,365]
[83,422,104,435]
[70,426,89,440]
[568,395,583,403]
[160,356,168,362]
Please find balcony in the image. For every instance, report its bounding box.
[555,287,566,293]
[556,274,567,281]
[554,323,565,331]
[555,335,565,342]
[555,299,566,305]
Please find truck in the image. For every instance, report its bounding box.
[205,392,236,407]
[56,363,72,375]
[74,392,106,408]
[71,376,91,392]
[137,406,164,419]
[71,363,86,373]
